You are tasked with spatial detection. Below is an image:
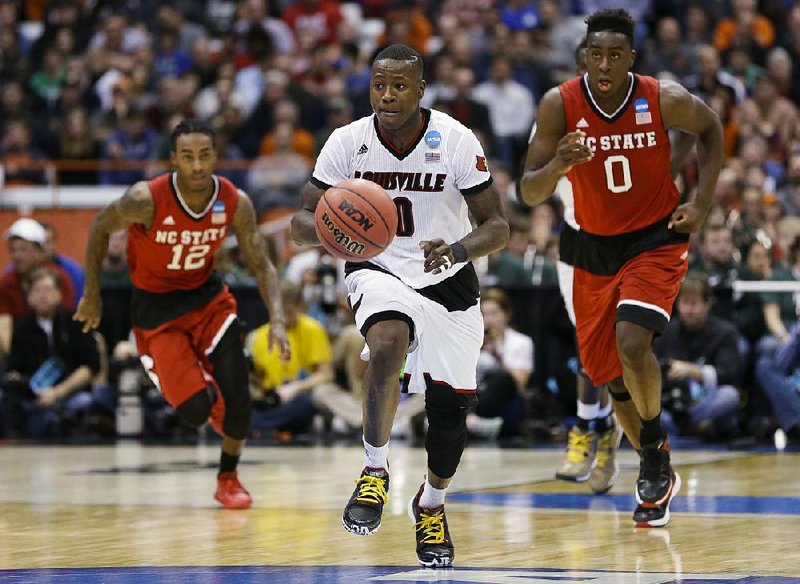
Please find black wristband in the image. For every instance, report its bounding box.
[451,242,468,263]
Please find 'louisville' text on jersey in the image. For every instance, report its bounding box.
[353,170,446,192]
[154,226,227,246]
[580,131,657,152]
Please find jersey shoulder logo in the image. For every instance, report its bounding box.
[475,155,488,172]
[357,144,368,156]
[163,215,175,225]
[576,117,589,128]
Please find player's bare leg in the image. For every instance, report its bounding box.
[616,321,680,527]
[342,320,408,536]
[608,377,641,450]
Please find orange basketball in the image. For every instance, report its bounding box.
[314,178,398,261]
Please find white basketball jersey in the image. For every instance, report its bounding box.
[313,109,492,289]
[528,122,579,231]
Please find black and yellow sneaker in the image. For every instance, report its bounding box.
[408,484,454,568]
[342,467,389,536]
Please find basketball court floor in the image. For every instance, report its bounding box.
[0,440,798,583]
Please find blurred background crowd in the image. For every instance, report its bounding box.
[2,0,800,450]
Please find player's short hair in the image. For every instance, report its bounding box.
[679,271,712,302]
[373,44,424,78]
[170,120,215,152]
[586,9,634,46]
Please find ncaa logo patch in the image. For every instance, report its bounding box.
[634,98,652,125]
[211,201,226,224]
[424,130,441,149]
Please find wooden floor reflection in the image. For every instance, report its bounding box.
[0,442,797,582]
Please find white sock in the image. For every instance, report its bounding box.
[418,476,447,509]
[576,401,599,421]
[363,436,389,471]
[597,402,613,419]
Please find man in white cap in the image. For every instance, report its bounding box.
[0,218,76,356]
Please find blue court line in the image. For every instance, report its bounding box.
[447,492,800,515]
[0,566,798,584]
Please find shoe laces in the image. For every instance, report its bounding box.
[354,474,388,505]
[415,507,446,545]
[566,430,593,463]
[595,429,616,468]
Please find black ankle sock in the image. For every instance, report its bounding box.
[576,416,592,431]
[219,451,240,474]
[640,415,664,447]
[594,413,613,433]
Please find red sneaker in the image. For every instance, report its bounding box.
[214,471,253,509]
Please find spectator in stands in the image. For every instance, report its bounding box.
[760,235,800,350]
[654,273,741,440]
[0,218,76,356]
[713,0,775,58]
[1,119,48,185]
[282,0,344,47]
[98,230,131,289]
[683,44,746,106]
[444,66,494,149]
[56,105,100,185]
[29,46,65,108]
[247,282,333,438]
[41,223,84,305]
[638,16,696,78]
[258,99,316,163]
[472,56,535,173]
[152,30,193,83]
[467,288,532,438]
[691,223,741,321]
[1,268,100,437]
[99,107,159,185]
[155,4,207,55]
[755,317,800,443]
[735,238,771,346]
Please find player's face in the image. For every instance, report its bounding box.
[171,133,217,194]
[585,32,635,97]
[370,59,425,132]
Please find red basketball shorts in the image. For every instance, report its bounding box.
[573,243,689,386]
[133,290,238,412]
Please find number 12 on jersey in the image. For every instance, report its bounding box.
[166,244,210,270]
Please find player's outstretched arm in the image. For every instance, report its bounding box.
[234,191,290,360]
[421,183,509,274]
[74,181,154,332]
[519,87,593,207]
[290,181,326,246]
[661,80,724,233]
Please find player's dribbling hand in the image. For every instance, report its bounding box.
[668,202,708,234]
[73,294,102,333]
[268,322,291,362]
[554,131,593,174]
[420,239,454,274]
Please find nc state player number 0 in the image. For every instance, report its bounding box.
[603,154,633,194]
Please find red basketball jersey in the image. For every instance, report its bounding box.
[560,74,679,236]
[127,173,239,293]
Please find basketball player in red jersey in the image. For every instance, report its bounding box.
[74,120,290,509]
[520,9,723,527]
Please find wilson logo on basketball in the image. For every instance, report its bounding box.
[338,199,375,232]
[320,212,367,256]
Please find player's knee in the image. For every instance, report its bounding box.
[424,380,477,479]
[365,320,410,358]
[176,388,214,427]
[616,326,653,367]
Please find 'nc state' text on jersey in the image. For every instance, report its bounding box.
[154,226,228,246]
[353,170,446,192]
[580,131,657,152]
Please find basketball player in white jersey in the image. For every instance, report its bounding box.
[291,44,509,567]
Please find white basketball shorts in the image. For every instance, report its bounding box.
[345,268,483,394]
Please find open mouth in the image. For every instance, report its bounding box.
[598,80,612,91]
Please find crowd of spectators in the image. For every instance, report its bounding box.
[3,0,800,446]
